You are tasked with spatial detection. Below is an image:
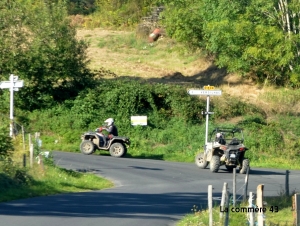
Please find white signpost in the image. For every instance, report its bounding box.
[188,85,222,150]
[0,74,24,137]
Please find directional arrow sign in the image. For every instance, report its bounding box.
[1,74,25,137]
[187,89,222,96]
[0,80,24,89]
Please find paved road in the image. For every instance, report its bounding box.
[0,151,299,226]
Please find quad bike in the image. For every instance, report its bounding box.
[195,128,250,174]
[80,128,130,157]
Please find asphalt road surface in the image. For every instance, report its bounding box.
[1,151,300,226]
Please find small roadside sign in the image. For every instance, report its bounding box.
[187,85,223,149]
[0,80,24,89]
[187,89,222,96]
[131,116,147,126]
[203,85,215,90]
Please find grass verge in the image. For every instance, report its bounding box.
[0,153,113,203]
[178,194,294,226]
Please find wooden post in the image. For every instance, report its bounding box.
[208,185,213,226]
[233,167,236,207]
[29,143,33,168]
[243,167,250,202]
[220,182,228,219]
[23,153,26,167]
[38,154,44,172]
[248,192,255,226]
[256,184,264,226]
[295,193,300,226]
[293,194,296,225]
[28,134,32,148]
[285,170,289,196]
[224,191,230,226]
[22,125,25,151]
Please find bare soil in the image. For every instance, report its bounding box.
[77,28,263,103]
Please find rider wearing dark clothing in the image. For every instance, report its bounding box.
[103,124,118,136]
[96,118,118,147]
[103,118,118,146]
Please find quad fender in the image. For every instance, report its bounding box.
[206,151,212,162]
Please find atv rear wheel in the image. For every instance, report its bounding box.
[109,142,125,157]
[195,153,208,169]
[210,155,220,173]
[80,140,95,155]
[239,159,249,174]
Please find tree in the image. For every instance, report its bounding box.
[67,0,97,15]
[0,0,94,110]
[161,0,300,86]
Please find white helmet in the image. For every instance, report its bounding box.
[104,118,114,127]
[216,133,222,138]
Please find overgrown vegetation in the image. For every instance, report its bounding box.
[0,135,113,203]
[160,0,300,87]
[7,77,298,169]
[0,0,94,111]
[178,193,294,226]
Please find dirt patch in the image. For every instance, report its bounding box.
[77,28,261,100]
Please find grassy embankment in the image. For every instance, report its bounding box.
[0,137,113,203]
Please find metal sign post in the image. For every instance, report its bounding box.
[0,74,24,137]
[188,85,222,149]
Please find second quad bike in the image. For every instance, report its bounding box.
[80,129,130,157]
[195,128,250,174]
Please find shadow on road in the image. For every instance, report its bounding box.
[0,191,220,219]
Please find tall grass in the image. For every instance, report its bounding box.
[0,138,113,203]
[178,197,294,226]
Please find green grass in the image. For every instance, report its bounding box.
[0,156,113,203]
[178,194,294,226]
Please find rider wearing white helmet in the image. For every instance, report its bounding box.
[103,118,118,137]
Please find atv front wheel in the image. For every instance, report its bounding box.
[121,146,128,157]
[195,153,208,169]
[109,143,125,157]
[239,159,250,174]
[80,140,95,155]
[210,155,220,173]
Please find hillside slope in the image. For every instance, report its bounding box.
[76,28,299,117]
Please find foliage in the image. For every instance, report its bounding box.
[178,195,294,226]
[0,155,113,202]
[0,125,14,158]
[67,0,97,15]
[160,0,300,86]
[0,0,94,111]
[93,0,154,27]
[13,80,298,169]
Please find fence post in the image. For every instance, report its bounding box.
[243,167,250,202]
[22,125,25,151]
[256,184,264,226]
[208,185,213,226]
[285,170,289,196]
[220,182,228,219]
[294,193,300,226]
[248,192,255,226]
[28,133,31,147]
[23,153,26,167]
[233,167,236,207]
[29,143,33,168]
[37,153,44,172]
[224,191,230,226]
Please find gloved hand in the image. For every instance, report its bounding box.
[95,127,103,132]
